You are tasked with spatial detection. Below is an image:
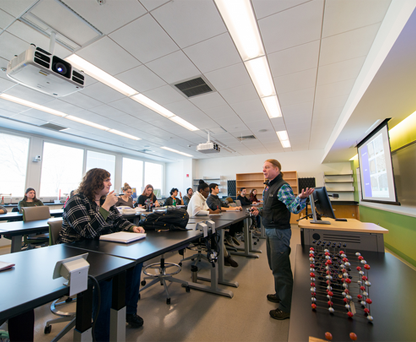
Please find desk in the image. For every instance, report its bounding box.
[288,245,416,341]
[0,244,134,340]
[298,218,388,252]
[0,218,62,253]
[0,209,64,222]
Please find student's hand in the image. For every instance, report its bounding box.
[251,207,259,216]
[299,188,314,199]
[133,226,145,233]
[102,191,118,211]
[237,206,242,211]
[179,191,182,198]
[210,209,221,214]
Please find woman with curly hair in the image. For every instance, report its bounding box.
[59,168,145,341]
[116,182,134,208]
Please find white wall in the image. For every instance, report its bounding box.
[165,159,193,197]
[191,150,352,193]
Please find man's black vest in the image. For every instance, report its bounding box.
[262,173,291,229]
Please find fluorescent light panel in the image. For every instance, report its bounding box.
[169,116,199,131]
[214,0,264,61]
[108,129,141,140]
[245,57,275,97]
[261,96,281,118]
[66,54,138,97]
[0,94,67,117]
[161,146,193,157]
[276,130,291,148]
[131,94,175,118]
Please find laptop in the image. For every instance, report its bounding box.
[99,232,146,243]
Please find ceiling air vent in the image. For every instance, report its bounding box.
[40,123,68,131]
[174,77,213,98]
[237,135,256,141]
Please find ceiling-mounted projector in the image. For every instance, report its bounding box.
[197,131,220,154]
[6,44,85,97]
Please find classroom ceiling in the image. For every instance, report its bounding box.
[0,0,414,162]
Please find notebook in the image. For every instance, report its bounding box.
[99,232,146,243]
[0,261,15,271]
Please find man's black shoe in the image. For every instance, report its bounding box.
[224,255,238,267]
[269,309,290,320]
[267,294,280,303]
[126,314,144,328]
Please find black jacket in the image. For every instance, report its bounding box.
[260,174,291,229]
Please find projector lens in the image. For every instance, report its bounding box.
[56,63,66,74]
[52,56,71,79]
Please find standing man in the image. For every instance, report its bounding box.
[251,159,313,320]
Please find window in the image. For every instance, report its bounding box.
[0,133,29,200]
[122,157,143,198]
[40,142,84,199]
[144,162,163,198]
[86,150,116,191]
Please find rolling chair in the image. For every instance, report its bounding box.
[22,206,50,248]
[140,249,190,305]
[44,219,77,340]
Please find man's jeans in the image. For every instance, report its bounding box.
[265,228,293,313]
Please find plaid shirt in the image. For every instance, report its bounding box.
[263,183,306,214]
[58,193,134,243]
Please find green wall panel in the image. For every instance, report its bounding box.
[359,206,416,266]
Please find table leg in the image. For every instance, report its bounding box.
[11,235,22,253]
[110,271,126,342]
[74,282,93,342]
[230,218,259,258]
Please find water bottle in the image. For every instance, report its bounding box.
[145,198,151,212]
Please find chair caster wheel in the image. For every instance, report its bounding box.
[44,325,52,334]
[186,286,190,293]
[138,293,141,300]
[141,280,146,286]
[166,298,171,305]
[179,262,182,267]
[254,242,257,245]
[65,297,73,303]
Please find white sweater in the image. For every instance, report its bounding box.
[187,191,209,216]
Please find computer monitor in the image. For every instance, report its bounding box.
[309,186,336,224]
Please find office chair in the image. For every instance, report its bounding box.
[140,250,190,305]
[44,219,77,340]
[22,206,50,248]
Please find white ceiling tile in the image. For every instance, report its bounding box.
[116,65,166,93]
[0,98,30,113]
[220,84,258,105]
[88,104,135,123]
[6,21,70,57]
[146,50,200,84]
[64,0,147,35]
[315,78,356,100]
[281,101,313,119]
[230,98,268,121]
[268,41,320,78]
[109,14,178,64]
[190,92,228,111]
[0,0,38,17]
[143,85,185,106]
[203,105,238,120]
[259,0,324,54]
[0,77,16,92]
[0,107,15,117]
[151,0,226,48]
[184,33,240,73]
[319,24,381,66]
[317,56,366,86]
[81,82,125,104]
[18,108,63,123]
[314,94,349,112]
[40,99,83,115]
[11,112,48,126]
[30,0,100,46]
[312,106,343,120]
[252,0,311,19]
[284,110,312,124]
[0,9,15,29]
[279,87,315,107]
[139,0,170,11]
[274,68,317,95]
[77,37,140,75]
[270,117,287,131]
[205,63,251,91]
[109,98,154,118]
[322,0,391,38]
[0,31,32,61]
[60,92,103,109]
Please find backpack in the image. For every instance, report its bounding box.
[138,208,190,231]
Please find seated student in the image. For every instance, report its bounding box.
[237,187,252,206]
[18,188,44,213]
[206,183,243,246]
[164,188,184,206]
[0,205,6,214]
[58,168,145,342]
[135,184,160,208]
[249,189,262,230]
[183,188,193,206]
[187,180,238,267]
[116,182,134,208]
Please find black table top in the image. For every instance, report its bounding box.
[0,209,64,222]
[289,245,416,342]
[0,244,134,321]
[68,228,204,263]
[0,217,62,235]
